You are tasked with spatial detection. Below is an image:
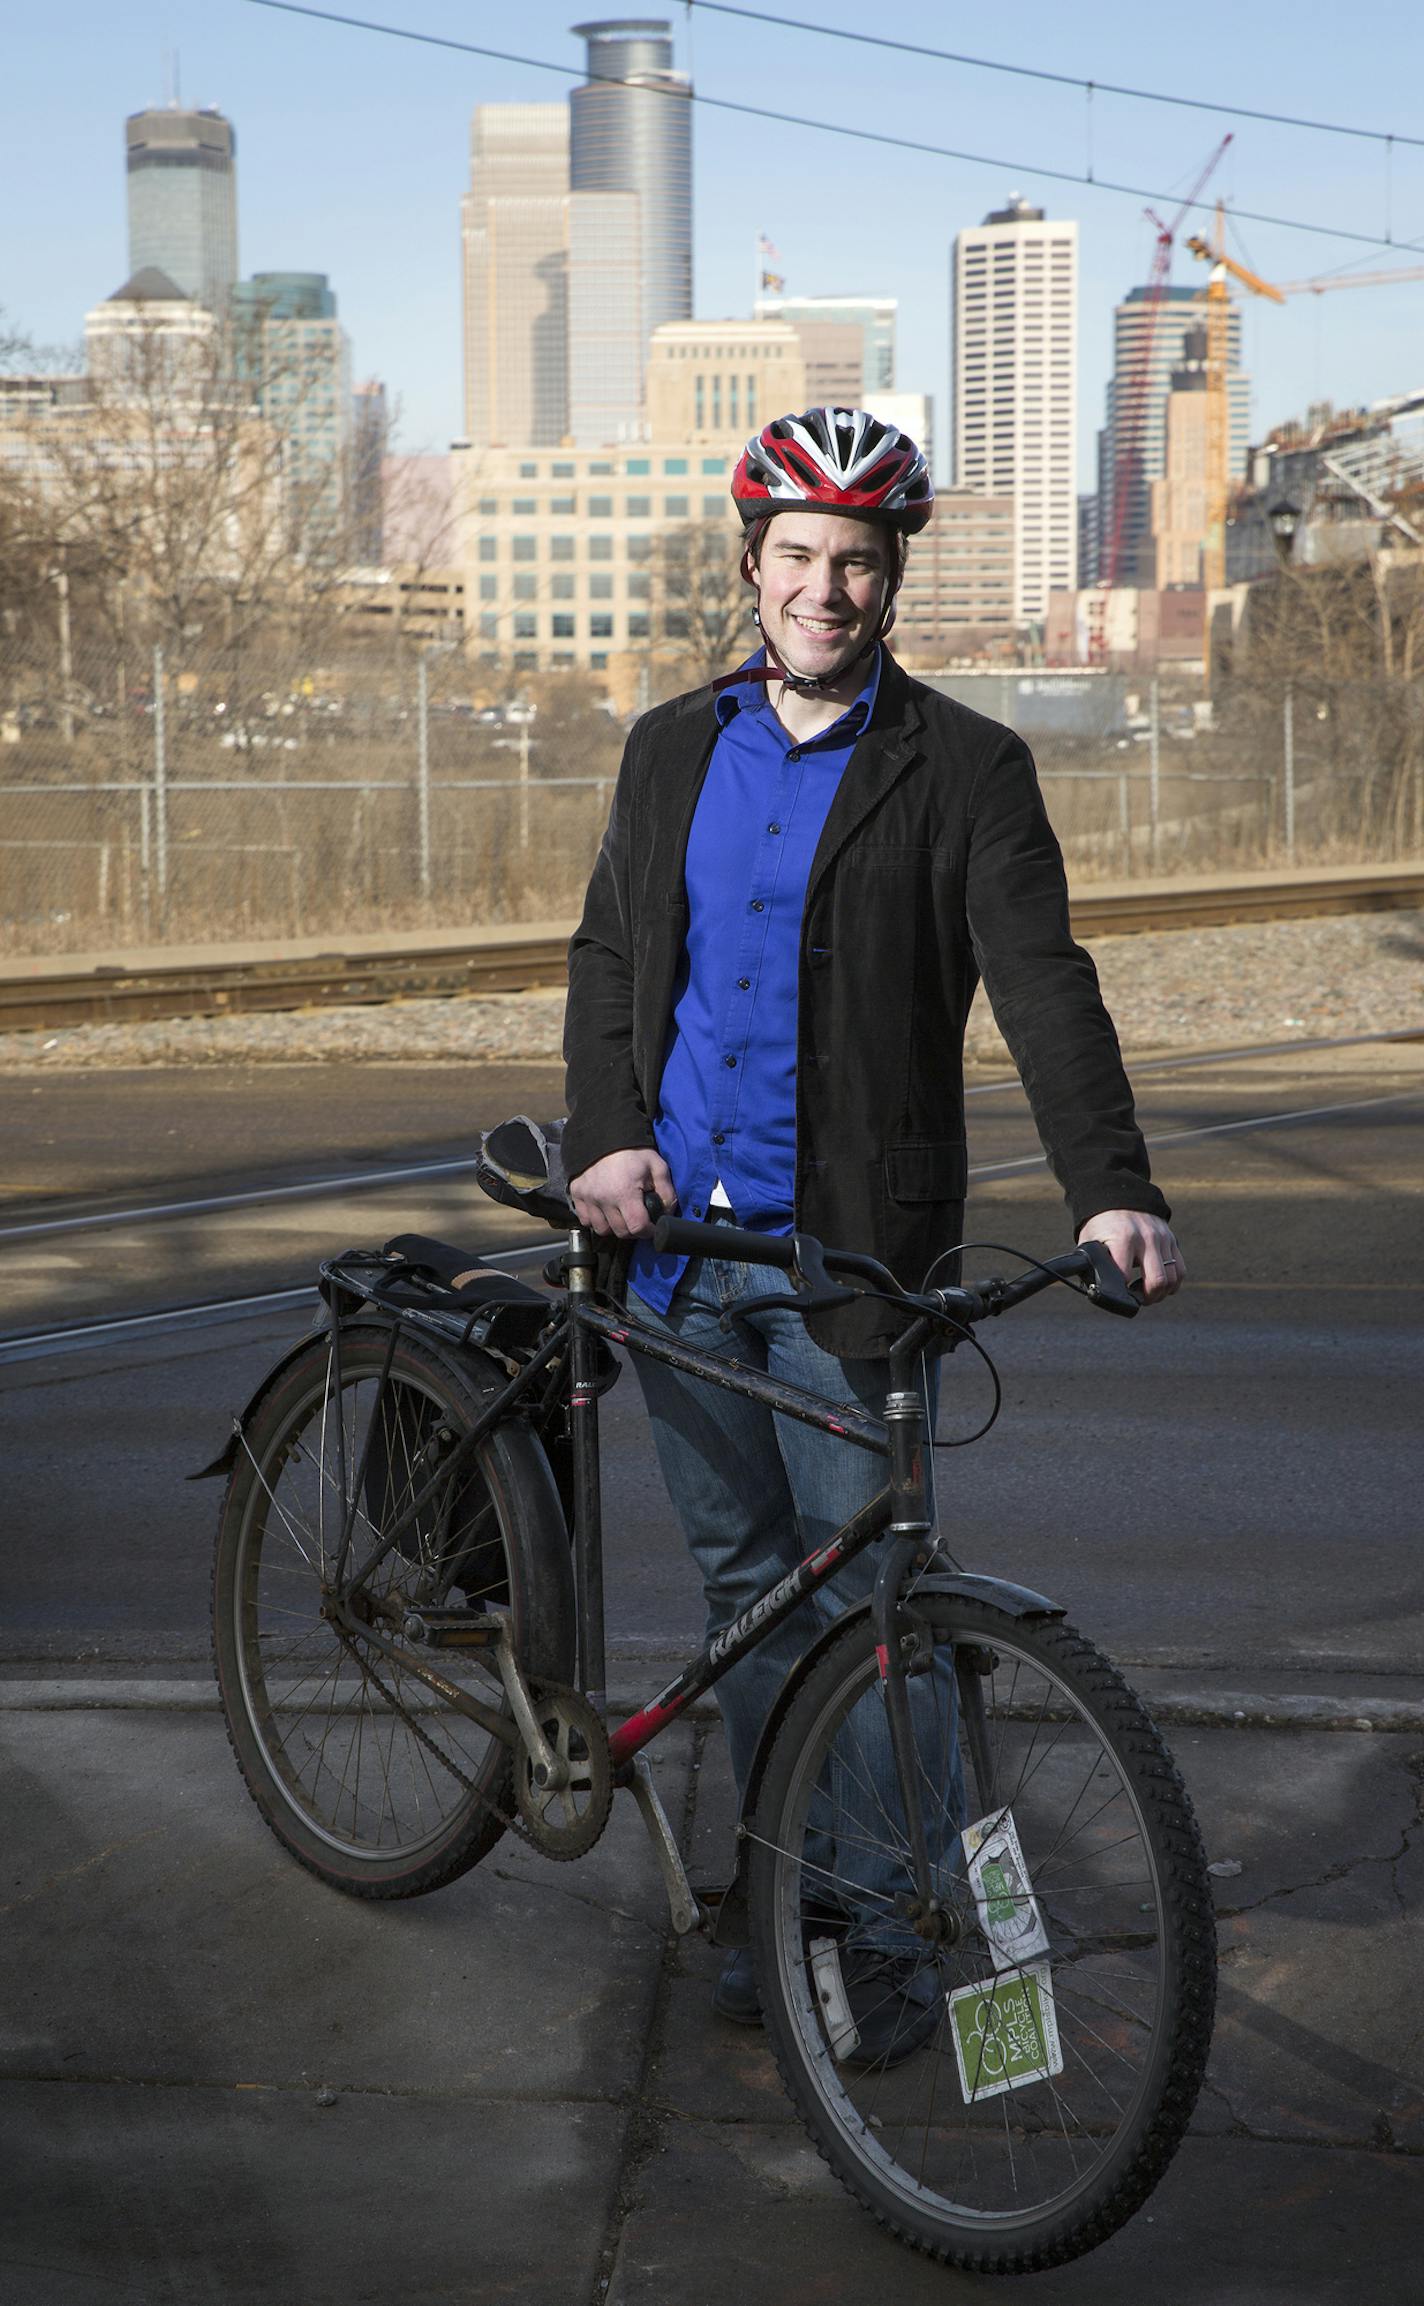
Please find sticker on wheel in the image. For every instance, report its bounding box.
[947,1963,1063,2102]
[963,1807,1051,1970]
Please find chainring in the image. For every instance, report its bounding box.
[513,1684,614,1860]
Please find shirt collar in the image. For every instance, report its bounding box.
[714,645,882,736]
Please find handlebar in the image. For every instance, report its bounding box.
[648,1213,1139,1329]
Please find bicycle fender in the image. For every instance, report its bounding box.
[189,1329,330,1481]
[706,1571,1067,1947]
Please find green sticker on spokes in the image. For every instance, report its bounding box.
[948,1962,1064,2102]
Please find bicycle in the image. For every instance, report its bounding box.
[207,1115,1216,2276]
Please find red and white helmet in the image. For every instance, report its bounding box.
[732,406,934,535]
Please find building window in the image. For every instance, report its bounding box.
[590,460,614,474]
[702,496,722,518]
[589,535,613,560]
[551,535,575,561]
[589,495,613,517]
[551,614,575,638]
[518,462,537,478]
[479,576,497,601]
[513,612,537,639]
[626,494,651,518]
[712,377,722,428]
[477,498,497,516]
[551,651,575,667]
[590,653,608,670]
[627,571,651,600]
[626,457,650,474]
[701,457,726,474]
[512,536,537,561]
[552,573,575,600]
[479,613,499,639]
[551,495,576,515]
[729,375,739,430]
[512,498,537,514]
[695,375,705,428]
[514,574,537,601]
[590,614,614,638]
[665,495,689,519]
[663,457,688,474]
[514,651,538,668]
[478,536,497,562]
[627,534,652,561]
[627,612,650,638]
[665,610,689,638]
[590,573,614,600]
[552,461,575,477]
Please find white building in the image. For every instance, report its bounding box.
[952,197,1078,625]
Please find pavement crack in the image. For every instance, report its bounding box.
[588,1717,711,2306]
[489,1864,665,1941]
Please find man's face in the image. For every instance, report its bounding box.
[751,511,892,685]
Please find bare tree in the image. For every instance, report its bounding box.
[648,519,752,686]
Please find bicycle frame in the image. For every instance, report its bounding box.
[324,1223,941,1801]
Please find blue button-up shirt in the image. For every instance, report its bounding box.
[630,649,881,1310]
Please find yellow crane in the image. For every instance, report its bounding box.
[1185,206,1285,591]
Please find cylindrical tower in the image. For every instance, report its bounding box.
[570,20,692,350]
[125,107,238,313]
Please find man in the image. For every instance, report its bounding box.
[561,406,1182,2039]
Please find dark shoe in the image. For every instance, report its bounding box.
[837,1946,939,2070]
[712,1945,762,2026]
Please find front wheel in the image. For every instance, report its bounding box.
[747,1595,1216,2273]
[213,1324,574,1898]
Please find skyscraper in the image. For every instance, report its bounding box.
[1096,285,1249,588]
[461,105,570,448]
[753,295,897,404]
[952,197,1078,626]
[570,21,692,401]
[231,273,352,550]
[125,106,238,312]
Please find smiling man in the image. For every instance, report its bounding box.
[561,406,1182,2041]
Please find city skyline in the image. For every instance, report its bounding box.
[6,2,1424,487]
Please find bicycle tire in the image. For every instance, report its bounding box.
[213,1323,574,1898]
[747,1594,1216,2273]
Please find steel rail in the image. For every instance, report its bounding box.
[3,868,1422,1033]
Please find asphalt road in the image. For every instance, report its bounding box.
[2,1037,1420,1690]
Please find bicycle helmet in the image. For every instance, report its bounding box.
[731,406,934,535]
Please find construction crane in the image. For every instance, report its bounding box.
[1272,265,1424,295]
[1185,211,1284,591]
[1101,135,1233,592]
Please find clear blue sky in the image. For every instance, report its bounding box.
[7,0,1423,484]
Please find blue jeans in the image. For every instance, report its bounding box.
[628,1249,961,1946]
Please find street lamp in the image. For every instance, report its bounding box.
[1268,500,1302,566]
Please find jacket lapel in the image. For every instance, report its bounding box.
[649,691,720,898]
[805,656,925,907]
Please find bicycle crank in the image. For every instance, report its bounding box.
[513,1685,613,1860]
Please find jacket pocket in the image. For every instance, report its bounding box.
[884,1141,968,1203]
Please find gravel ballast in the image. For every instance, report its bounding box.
[0,909,1420,1071]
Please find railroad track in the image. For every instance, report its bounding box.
[3,866,1422,1033]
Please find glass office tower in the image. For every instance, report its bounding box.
[125,107,238,313]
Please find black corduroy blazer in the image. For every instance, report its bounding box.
[562,653,1167,1355]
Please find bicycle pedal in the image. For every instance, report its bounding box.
[400,1608,505,1648]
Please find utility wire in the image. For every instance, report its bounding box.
[684,0,1424,155]
[246,1,1420,254]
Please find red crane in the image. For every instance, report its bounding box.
[1100,135,1233,592]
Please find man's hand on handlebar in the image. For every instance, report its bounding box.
[568,1147,678,1241]
[1078,1209,1185,1306]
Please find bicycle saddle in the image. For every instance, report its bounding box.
[476,1115,576,1228]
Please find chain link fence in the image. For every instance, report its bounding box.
[2,629,1421,957]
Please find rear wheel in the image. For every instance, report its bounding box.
[213,1325,574,1897]
[747,1595,1216,2272]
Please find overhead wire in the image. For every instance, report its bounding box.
[245,1,1423,255]
[682,1,1424,155]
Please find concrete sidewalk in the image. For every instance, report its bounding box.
[3,1687,1420,2306]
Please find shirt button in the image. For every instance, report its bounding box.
[768,822,781,834]
[724,1054,737,1068]
[737,977,750,990]
[750,899,764,913]
[712,1131,726,1145]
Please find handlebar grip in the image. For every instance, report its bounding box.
[651,1214,797,1268]
[1077,1240,1141,1317]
